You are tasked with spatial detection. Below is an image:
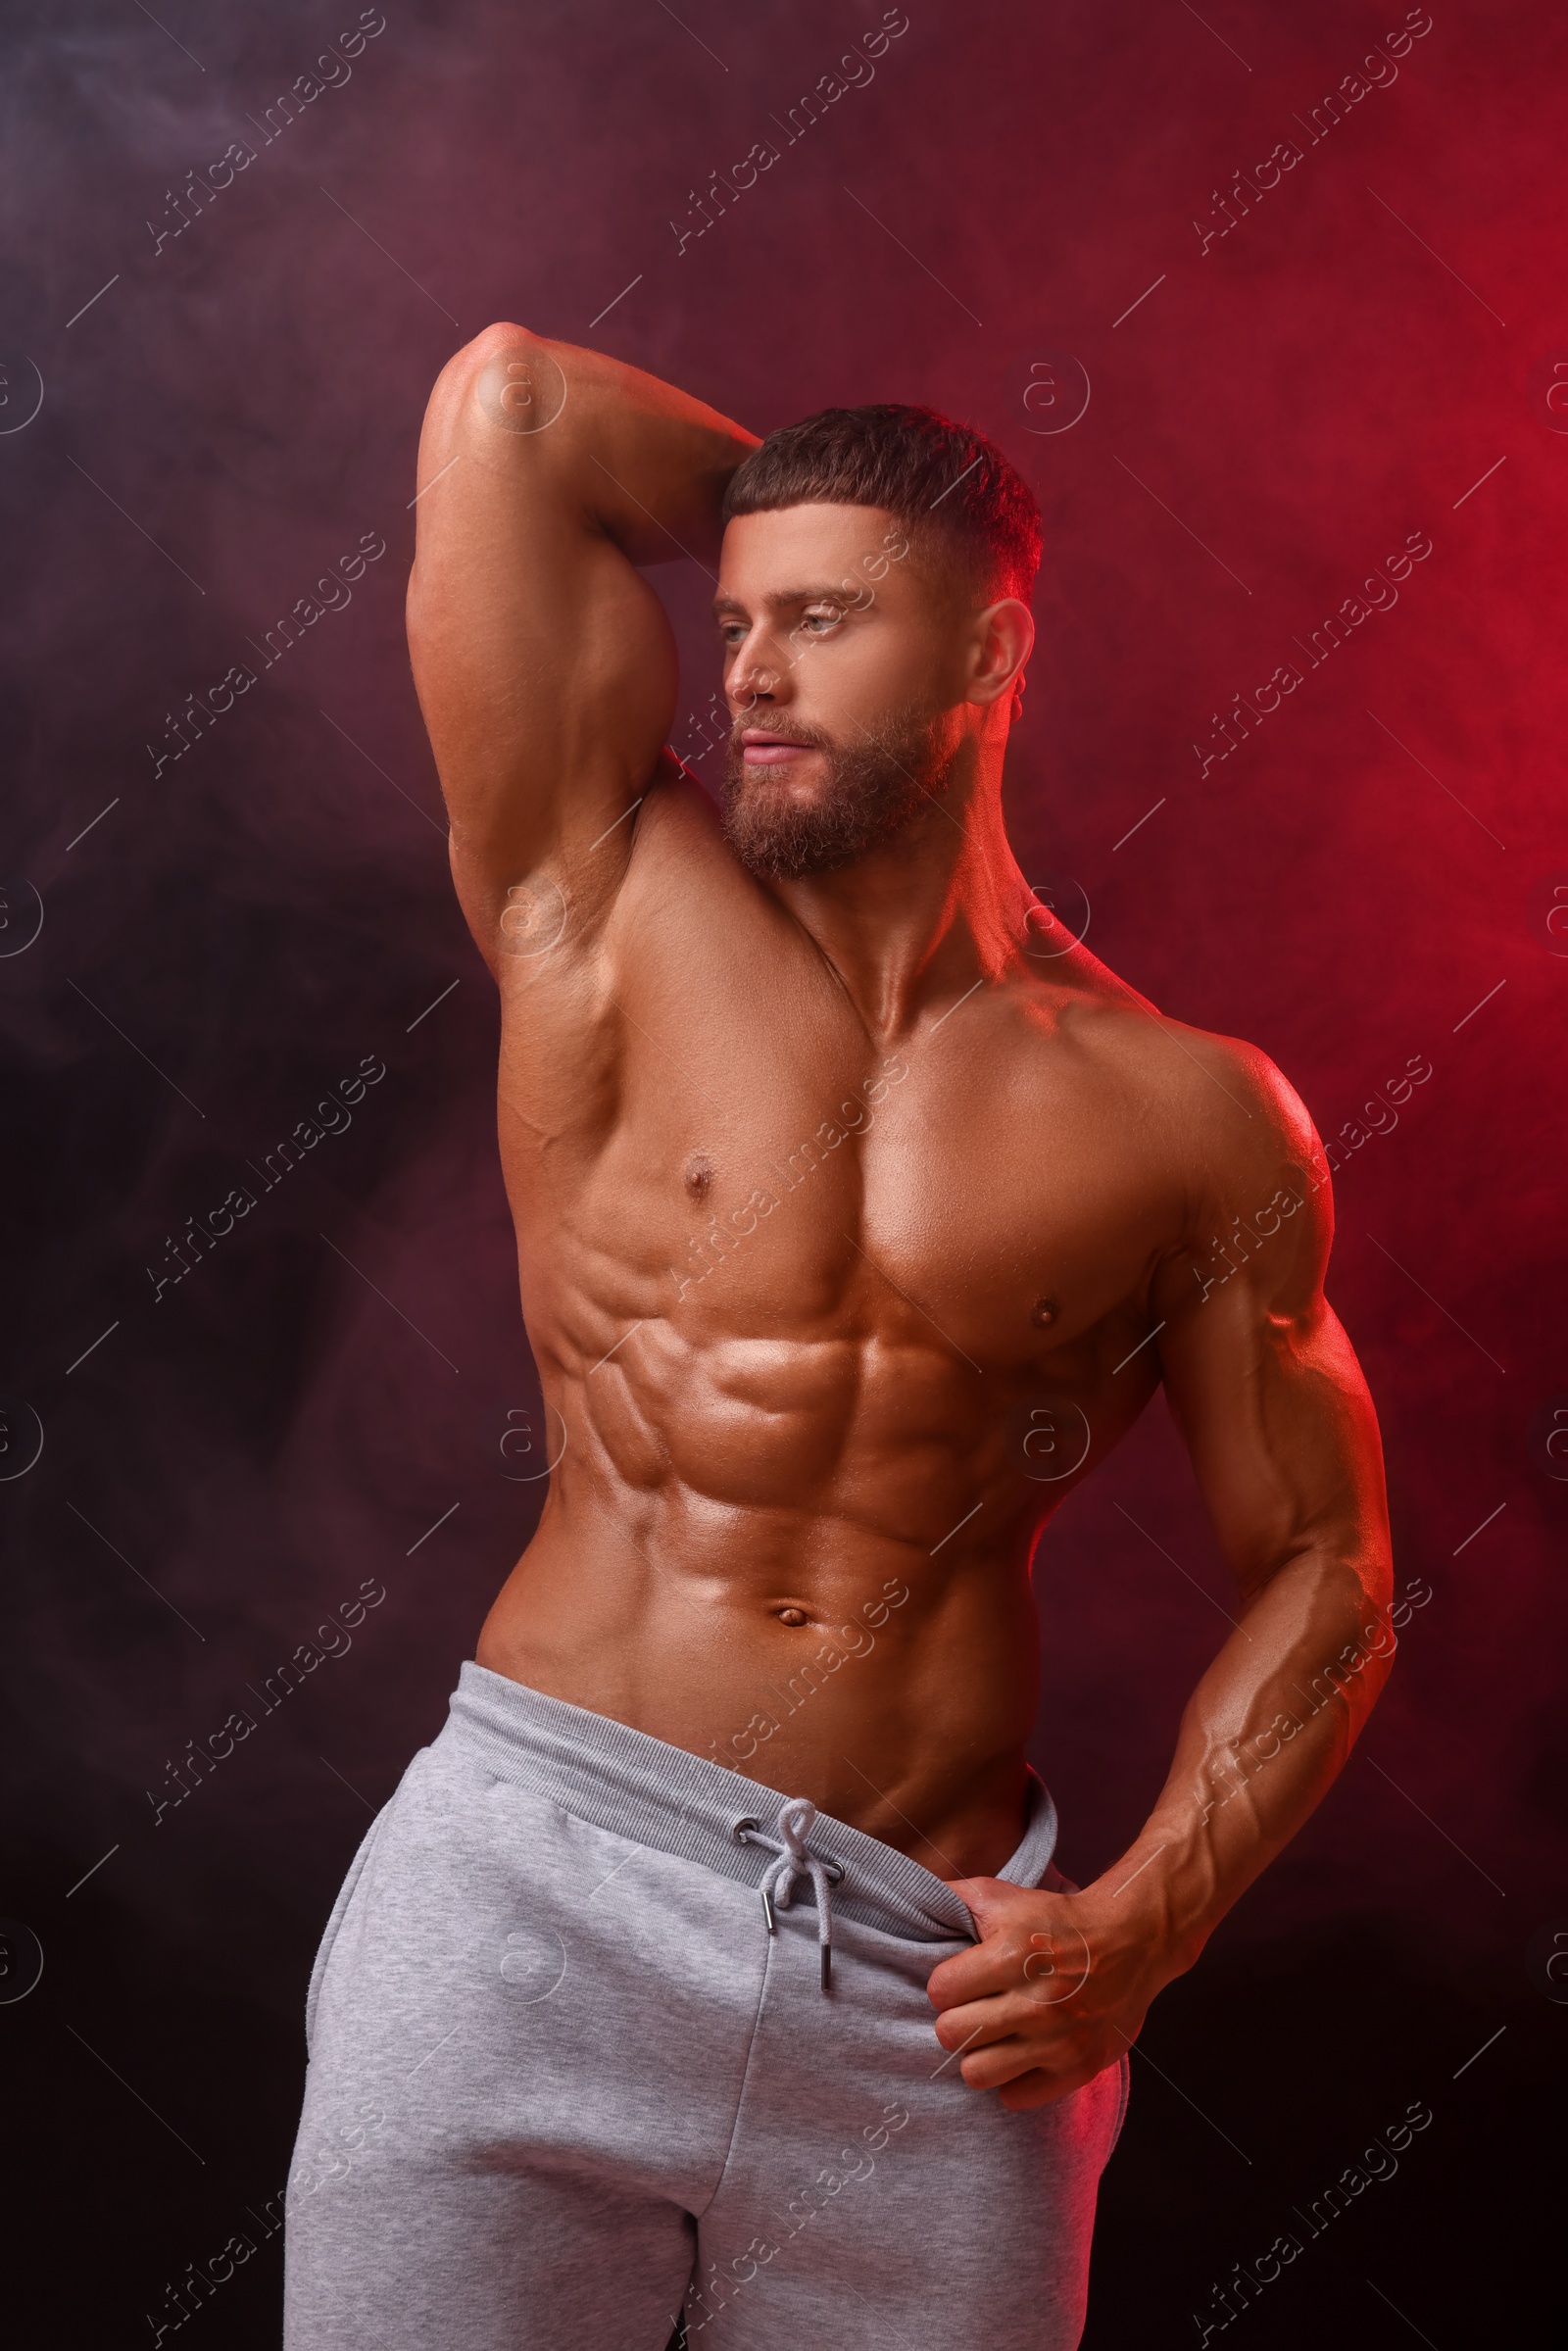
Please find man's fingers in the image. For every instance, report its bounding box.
[929,1882,1087,2011]
[933,1986,1083,2056]
[947,1876,1046,1940]
[927,1945,1017,2011]
[930,1997,1017,2057]
[959,2039,1105,2098]
[927,1922,1043,2010]
[945,1875,1009,1909]
[956,2033,1076,2092]
[928,1927,1080,2012]
[959,2040,1049,2091]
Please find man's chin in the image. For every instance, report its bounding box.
[724,830,862,883]
[727,771,829,834]
[721,786,928,882]
[720,705,947,880]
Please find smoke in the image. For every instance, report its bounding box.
[1,1,1561,2340]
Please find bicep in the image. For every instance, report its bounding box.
[1150,1090,1390,1602]
[405,330,677,933]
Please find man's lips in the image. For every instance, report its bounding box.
[740,730,818,767]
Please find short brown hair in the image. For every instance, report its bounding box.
[722,403,1041,607]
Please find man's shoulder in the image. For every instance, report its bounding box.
[1134,1007,1313,1151]
[1026,958,1322,1186]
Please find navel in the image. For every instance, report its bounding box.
[776,1606,808,1628]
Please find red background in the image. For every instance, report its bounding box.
[2,0,1563,2339]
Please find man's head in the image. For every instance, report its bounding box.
[713,406,1040,881]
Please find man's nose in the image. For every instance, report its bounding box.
[729,632,785,709]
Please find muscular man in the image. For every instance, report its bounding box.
[284,328,1395,2350]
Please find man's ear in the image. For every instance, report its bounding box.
[968,597,1035,710]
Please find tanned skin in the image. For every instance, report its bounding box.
[406,325,1395,2113]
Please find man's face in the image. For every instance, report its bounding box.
[713,503,968,881]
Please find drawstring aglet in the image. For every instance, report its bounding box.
[734,1803,843,1994]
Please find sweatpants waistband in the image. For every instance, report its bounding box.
[435,1661,1060,1945]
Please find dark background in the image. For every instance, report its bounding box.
[2,0,1564,2341]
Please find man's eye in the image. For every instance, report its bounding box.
[802,608,843,632]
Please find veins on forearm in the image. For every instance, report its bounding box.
[1113,1563,1396,1965]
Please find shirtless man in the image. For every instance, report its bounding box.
[283,328,1395,2351]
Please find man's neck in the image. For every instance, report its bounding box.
[770,758,1033,1044]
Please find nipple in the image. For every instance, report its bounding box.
[1032,1297,1058,1329]
[684,1154,712,1200]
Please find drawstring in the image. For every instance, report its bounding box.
[732,1799,845,1991]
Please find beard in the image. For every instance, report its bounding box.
[720,704,951,881]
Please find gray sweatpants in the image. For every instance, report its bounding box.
[284,1663,1129,2349]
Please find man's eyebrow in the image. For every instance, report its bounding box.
[710,584,865,618]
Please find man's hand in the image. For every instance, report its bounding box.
[926,1877,1166,2112]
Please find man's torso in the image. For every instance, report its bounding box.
[471,771,1260,1876]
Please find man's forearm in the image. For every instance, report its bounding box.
[459,324,759,567]
[1088,1548,1396,1984]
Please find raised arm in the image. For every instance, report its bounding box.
[927,1044,1395,2107]
[405,324,758,964]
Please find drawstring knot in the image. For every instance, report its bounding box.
[733,1799,845,1991]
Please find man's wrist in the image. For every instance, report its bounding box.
[1075,1838,1215,1992]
